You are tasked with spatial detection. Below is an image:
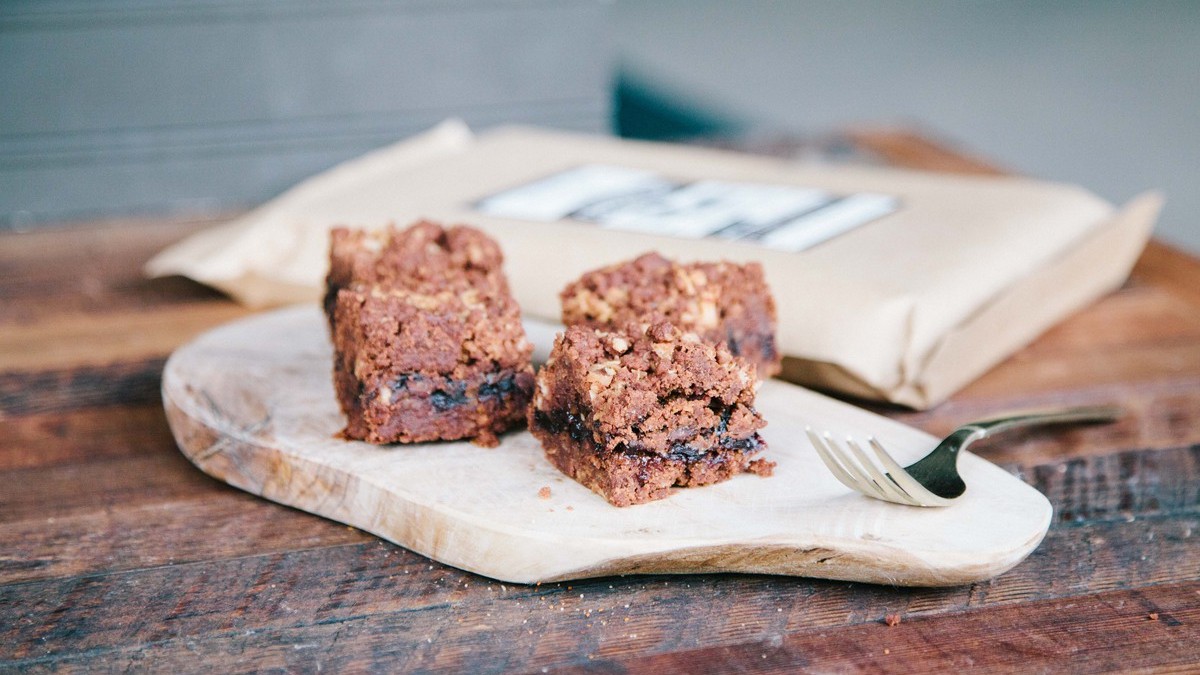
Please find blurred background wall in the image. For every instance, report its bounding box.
[3,0,1197,253]
[613,0,1200,253]
[0,0,613,227]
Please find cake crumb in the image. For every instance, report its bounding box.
[748,458,776,477]
[884,648,891,655]
[538,486,552,499]
[1148,612,1159,621]
[884,614,901,627]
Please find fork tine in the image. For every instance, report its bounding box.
[824,433,892,501]
[867,437,955,507]
[817,430,888,501]
[806,427,869,496]
[844,435,922,506]
[845,435,920,506]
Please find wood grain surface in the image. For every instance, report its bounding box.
[2,134,1198,673]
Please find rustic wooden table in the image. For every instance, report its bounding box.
[2,132,1198,673]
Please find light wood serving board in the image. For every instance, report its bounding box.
[163,306,1052,587]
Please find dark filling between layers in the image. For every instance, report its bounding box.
[387,371,522,412]
[478,373,520,400]
[533,408,593,444]
[724,327,777,364]
[532,407,764,462]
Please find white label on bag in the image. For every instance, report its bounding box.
[475,164,898,252]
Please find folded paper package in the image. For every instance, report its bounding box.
[147,120,1161,408]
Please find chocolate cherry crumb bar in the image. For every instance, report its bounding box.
[326,221,534,447]
[529,321,773,507]
[561,252,782,378]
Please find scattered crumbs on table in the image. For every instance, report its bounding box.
[538,486,552,499]
[1148,612,1159,621]
[884,614,901,627]
[884,648,891,655]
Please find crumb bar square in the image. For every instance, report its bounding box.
[529,321,773,506]
[326,221,534,446]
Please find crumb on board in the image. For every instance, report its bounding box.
[748,458,776,477]
[538,486,552,499]
[884,614,901,627]
[1148,612,1159,621]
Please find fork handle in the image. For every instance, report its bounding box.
[964,405,1122,438]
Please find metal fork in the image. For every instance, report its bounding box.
[806,405,1122,507]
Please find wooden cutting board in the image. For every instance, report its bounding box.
[162,305,1051,586]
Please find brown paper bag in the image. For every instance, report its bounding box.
[147,121,1161,408]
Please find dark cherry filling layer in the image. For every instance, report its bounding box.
[385,370,525,412]
[532,407,765,461]
[478,372,519,400]
[533,408,593,443]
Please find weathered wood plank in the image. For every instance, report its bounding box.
[956,341,1200,402]
[0,489,370,586]
[573,582,1200,674]
[0,305,248,419]
[1135,240,1200,309]
[941,279,1200,405]
[1019,276,1200,354]
[0,302,250,374]
[0,404,171,472]
[891,381,1200,466]
[0,361,165,419]
[847,128,1008,175]
[1024,444,1199,525]
[0,217,226,321]
[1,453,219,523]
[2,444,1195,664]
[3,524,1195,672]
